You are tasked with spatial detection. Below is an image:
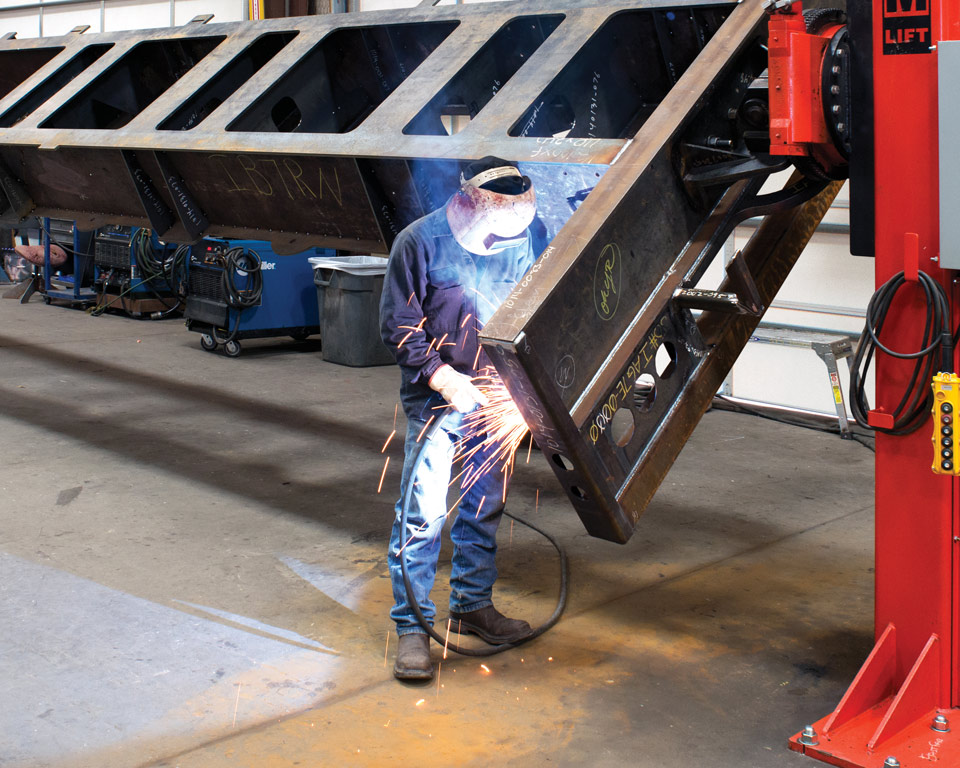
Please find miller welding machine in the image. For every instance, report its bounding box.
[184,239,326,357]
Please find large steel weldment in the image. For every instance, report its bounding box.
[0,0,843,543]
[480,0,842,543]
[0,0,733,251]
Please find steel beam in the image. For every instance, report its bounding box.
[0,0,733,251]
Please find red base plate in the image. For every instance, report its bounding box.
[789,706,960,767]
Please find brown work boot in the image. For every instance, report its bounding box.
[448,605,533,645]
[393,633,433,681]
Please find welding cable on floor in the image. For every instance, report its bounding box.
[849,270,953,436]
[89,275,160,317]
[399,411,568,657]
[214,246,263,343]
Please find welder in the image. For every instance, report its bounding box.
[379,157,538,681]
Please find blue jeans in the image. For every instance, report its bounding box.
[388,410,511,636]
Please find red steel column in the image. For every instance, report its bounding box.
[872,0,953,705]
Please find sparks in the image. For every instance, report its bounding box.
[460,313,472,329]
[407,291,415,306]
[232,682,242,728]
[416,415,436,443]
[479,663,491,675]
[415,698,426,707]
[377,456,390,494]
[475,495,486,520]
[451,366,530,498]
[398,517,433,555]
[393,402,399,430]
[470,287,499,313]
[384,630,390,668]
[382,429,396,453]
[398,330,415,348]
[443,618,451,660]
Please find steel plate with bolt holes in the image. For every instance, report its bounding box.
[480,0,841,542]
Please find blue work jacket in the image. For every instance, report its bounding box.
[379,205,536,420]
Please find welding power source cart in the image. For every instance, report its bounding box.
[184,239,327,357]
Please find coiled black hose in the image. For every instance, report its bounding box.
[216,247,263,342]
[849,270,953,435]
[399,411,568,657]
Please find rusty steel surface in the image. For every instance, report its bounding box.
[480,0,841,543]
[0,0,734,249]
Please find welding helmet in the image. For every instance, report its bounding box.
[446,157,536,256]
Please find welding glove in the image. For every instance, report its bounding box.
[429,364,489,414]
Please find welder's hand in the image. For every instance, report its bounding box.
[428,364,489,414]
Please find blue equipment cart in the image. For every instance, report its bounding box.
[184,239,326,357]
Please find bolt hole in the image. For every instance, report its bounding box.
[570,485,587,500]
[609,407,636,447]
[634,373,656,412]
[655,342,677,379]
[552,453,574,471]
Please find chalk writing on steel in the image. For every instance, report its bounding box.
[588,315,668,444]
[208,154,343,205]
[555,354,575,389]
[593,242,621,321]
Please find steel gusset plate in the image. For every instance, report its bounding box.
[480,0,842,543]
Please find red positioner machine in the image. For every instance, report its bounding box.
[775,0,960,765]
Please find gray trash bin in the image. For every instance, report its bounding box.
[310,255,395,367]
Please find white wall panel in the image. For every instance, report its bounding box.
[359,0,503,10]
[0,0,242,37]
[42,3,102,35]
[0,13,42,37]
[174,0,241,25]
[103,2,172,32]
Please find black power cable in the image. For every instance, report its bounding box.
[215,247,263,343]
[849,270,953,436]
[399,411,568,657]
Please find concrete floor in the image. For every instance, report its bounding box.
[0,293,875,768]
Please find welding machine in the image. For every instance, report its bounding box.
[184,239,325,357]
[93,226,186,317]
